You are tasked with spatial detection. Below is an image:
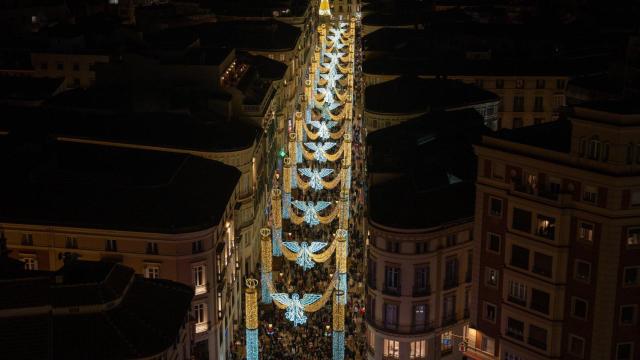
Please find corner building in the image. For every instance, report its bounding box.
[470,101,640,360]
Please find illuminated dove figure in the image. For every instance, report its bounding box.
[292,200,331,226]
[270,293,322,326]
[282,241,328,270]
[298,167,334,190]
[304,142,336,163]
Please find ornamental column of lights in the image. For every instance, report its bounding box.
[260,228,272,304]
[295,111,304,144]
[245,278,259,360]
[288,133,299,187]
[271,189,283,256]
[283,157,292,219]
[332,290,346,360]
[335,229,348,303]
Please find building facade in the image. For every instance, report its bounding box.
[470,101,640,360]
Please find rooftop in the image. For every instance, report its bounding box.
[0,259,193,360]
[367,109,486,229]
[365,76,498,114]
[490,119,573,153]
[198,20,301,52]
[0,137,240,233]
[205,0,310,17]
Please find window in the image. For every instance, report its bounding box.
[624,267,639,286]
[515,79,524,89]
[536,215,556,239]
[583,186,598,203]
[105,239,117,252]
[512,117,523,128]
[578,222,594,242]
[506,317,524,340]
[568,334,585,358]
[413,304,428,330]
[530,289,550,314]
[21,233,33,246]
[496,79,504,89]
[193,264,207,294]
[483,302,497,322]
[144,265,160,279]
[442,295,456,323]
[485,267,499,287]
[512,208,532,232]
[444,257,459,289]
[385,266,400,292]
[620,305,636,325]
[410,340,426,359]
[571,297,588,320]
[415,241,427,254]
[487,233,501,253]
[192,240,204,253]
[368,256,377,289]
[194,303,208,333]
[557,79,566,89]
[534,117,543,125]
[548,177,562,195]
[513,96,524,112]
[22,257,38,270]
[533,96,544,112]
[384,303,398,329]
[492,163,504,179]
[508,280,527,306]
[383,339,399,359]
[587,138,601,160]
[441,330,453,355]
[536,79,546,89]
[627,143,635,164]
[367,329,375,351]
[510,245,529,270]
[386,240,400,253]
[626,228,640,246]
[616,343,633,360]
[489,197,503,216]
[631,190,640,206]
[533,252,553,277]
[446,234,457,247]
[146,242,159,254]
[65,237,78,249]
[574,260,591,282]
[414,266,429,294]
[528,325,547,350]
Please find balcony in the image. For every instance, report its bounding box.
[382,287,401,297]
[195,283,208,295]
[195,321,209,334]
[412,286,431,297]
[366,316,434,335]
[510,183,572,206]
[507,295,527,307]
[442,313,457,326]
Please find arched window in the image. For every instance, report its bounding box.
[587,136,601,160]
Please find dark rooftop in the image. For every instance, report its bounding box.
[198,20,301,52]
[205,0,310,18]
[490,119,572,153]
[0,259,193,360]
[365,76,498,114]
[367,109,486,229]
[0,76,64,102]
[0,138,240,233]
[0,106,259,152]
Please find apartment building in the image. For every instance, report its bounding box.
[0,139,242,360]
[365,109,487,360]
[364,76,499,132]
[469,100,640,360]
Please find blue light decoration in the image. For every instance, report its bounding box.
[261,272,272,304]
[332,331,345,360]
[272,227,283,256]
[304,142,337,163]
[283,241,328,270]
[282,192,291,219]
[271,293,322,326]
[337,273,348,305]
[296,142,303,164]
[292,200,332,226]
[246,329,259,360]
[298,168,334,191]
[309,120,339,140]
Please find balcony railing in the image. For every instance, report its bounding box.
[195,322,209,334]
[195,283,208,295]
[366,316,435,335]
[442,313,457,326]
[412,286,431,297]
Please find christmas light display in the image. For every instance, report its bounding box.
[298,168,334,190]
[271,189,283,256]
[282,241,328,270]
[291,200,332,226]
[270,293,323,326]
[245,279,259,360]
[260,228,272,304]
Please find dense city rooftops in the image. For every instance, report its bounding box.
[199,20,301,52]
[489,119,572,153]
[0,106,260,152]
[367,109,486,229]
[0,137,240,233]
[0,259,193,360]
[365,76,498,114]
[205,0,310,18]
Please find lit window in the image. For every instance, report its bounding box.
[582,186,598,204]
[193,264,207,294]
[21,233,33,246]
[410,340,426,359]
[22,257,38,270]
[508,280,527,306]
[105,239,117,252]
[626,228,640,246]
[441,330,453,355]
[383,339,399,359]
[578,222,594,242]
[485,267,498,287]
[144,265,160,279]
[194,303,208,333]
[536,215,556,240]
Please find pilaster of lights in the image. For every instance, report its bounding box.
[332,290,345,360]
[340,163,350,194]
[305,79,312,107]
[271,189,283,256]
[295,112,304,142]
[343,133,352,168]
[245,278,259,360]
[260,228,272,304]
[283,157,292,219]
